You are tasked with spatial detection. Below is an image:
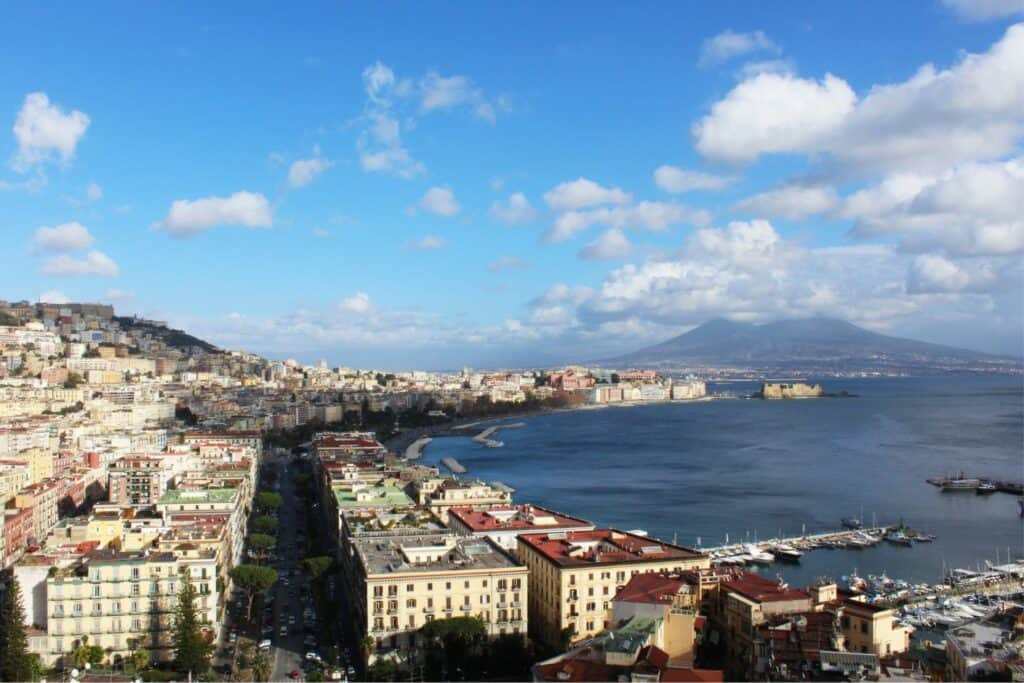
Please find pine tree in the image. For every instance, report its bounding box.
[171,572,213,677]
[0,576,33,681]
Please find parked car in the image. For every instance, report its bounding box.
[258,639,271,650]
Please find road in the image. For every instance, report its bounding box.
[270,452,309,681]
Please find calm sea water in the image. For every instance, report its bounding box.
[420,375,1024,586]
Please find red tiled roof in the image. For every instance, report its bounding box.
[519,529,704,567]
[449,504,592,532]
[614,573,691,605]
[723,572,811,603]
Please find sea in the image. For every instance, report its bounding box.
[418,375,1024,588]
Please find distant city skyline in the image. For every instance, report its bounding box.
[2,2,1022,368]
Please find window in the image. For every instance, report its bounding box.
[373,586,383,597]
[406,599,417,608]
[387,585,397,597]
[131,567,140,580]
[74,602,83,615]
[373,617,383,631]
[408,614,416,628]
[389,617,398,629]
[373,601,383,614]
[860,622,868,634]
[445,582,451,591]
[426,583,433,591]
[92,585,101,597]
[131,584,140,596]
[406,584,414,592]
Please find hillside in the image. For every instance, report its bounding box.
[114,316,221,354]
[604,317,1020,373]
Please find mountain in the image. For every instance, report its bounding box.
[604,317,1021,373]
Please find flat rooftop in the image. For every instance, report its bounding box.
[449,504,594,533]
[518,529,705,568]
[334,485,414,509]
[157,487,238,505]
[353,532,523,576]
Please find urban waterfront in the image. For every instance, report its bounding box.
[420,374,1024,587]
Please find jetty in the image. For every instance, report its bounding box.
[404,437,432,460]
[703,525,932,567]
[926,474,1023,495]
[469,421,525,448]
[441,457,467,474]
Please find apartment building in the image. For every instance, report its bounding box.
[108,456,175,506]
[28,548,218,667]
[517,529,709,647]
[344,531,528,661]
[411,477,512,523]
[447,504,595,556]
[838,597,911,657]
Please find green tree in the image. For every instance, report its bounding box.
[252,515,278,535]
[229,565,278,620]
[300,555,333,582]
[420,616,487,681]
[63,372,84,389]
[248,534,276,563]
[72,636,105,668]
[130,648,151,673]
[0,576,33,681]
[251,651,271,682]
[254,492,282,512]
[171,572,213,677]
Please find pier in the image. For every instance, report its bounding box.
[702,525,929,566]
[404,436,432,460]
[926,474,1023,495]
[441,457,467,474]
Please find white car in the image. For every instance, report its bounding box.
[258,639,272,650]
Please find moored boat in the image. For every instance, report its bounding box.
[942,477,981,492]
[976,482,996,495]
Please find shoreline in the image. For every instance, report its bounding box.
[383,394,730,457]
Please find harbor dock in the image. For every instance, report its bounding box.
[703,525,933,567]
[926,474,1023,495]
[404,436,432,460]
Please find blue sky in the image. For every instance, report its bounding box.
[2,1,1022,369]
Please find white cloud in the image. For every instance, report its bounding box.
[694,24,1024,174]
[86,182,103,202]
[418,187,461,217]
[543,177,633,211]
[419,70,501,122]
[363,62,399,105]
[105,288,134,301]
[545,201,711,242]
[735,59,796,80]
[407,235,447,250]
[338,292,373,314]
[44,250,119,277]
[490,192,538,224]
[941,0,1024,21]
[579,229,632,261]
[906,254,972,293]
[653,165,734,193]
[734,185,839,220]
[487,256,530,272]
[38,289,69,304]
[33,221,95,252]
[845,158,1024,256]
[693,72,856,163]
[152,191,273,237]
[288,146,333,188]
[699,29,779,67]
[12,92,90,172]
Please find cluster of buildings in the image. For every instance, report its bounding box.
[310,430,915,680]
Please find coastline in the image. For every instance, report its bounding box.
[383,394,729,457]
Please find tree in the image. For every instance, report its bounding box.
[254,492,282,512]
[301,556,333,582]
[252,651,271,682]
[229,565,278,620]
[130,648,151,673]
[252,515,278,535]
[63,372,84,389]
[72,636,105,668]
[0,576,33,682]
[171,572,213,677]
[420,617,487,681]
[248,534,276,563]
[559,625,576,651]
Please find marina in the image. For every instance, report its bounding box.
[926,473,1024,495]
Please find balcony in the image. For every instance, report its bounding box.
[459,605,472,612]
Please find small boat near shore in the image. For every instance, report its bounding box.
[976,482,997,495]
[771,543,803,563]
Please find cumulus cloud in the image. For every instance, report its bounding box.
[490,192,538,224]
[152,191,273,237]
[699,29,779,67]
[543,178,632,211]
[407,235,447,250]
[44,250,119,277]
[38,290,69,304]
[545,201,711,242]
[419,71,503,122]
[418,187,461,217]
[33,221,95,252]
[734,184,839,220]
[338,292,373,314]
[694,24,1024,174]
[487,256,530,272]
[653,165,735,193]
[288,146,333,187]
[12,92,90,172]
[941,0,1024,21]
[579,228,632,261]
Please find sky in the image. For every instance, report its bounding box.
[1,1,1023,370]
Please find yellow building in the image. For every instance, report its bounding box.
[344,530,528,663]
[18,447,54,485]
[517,529,709,647]
[39,548,219,668]
[839,598,911,656]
